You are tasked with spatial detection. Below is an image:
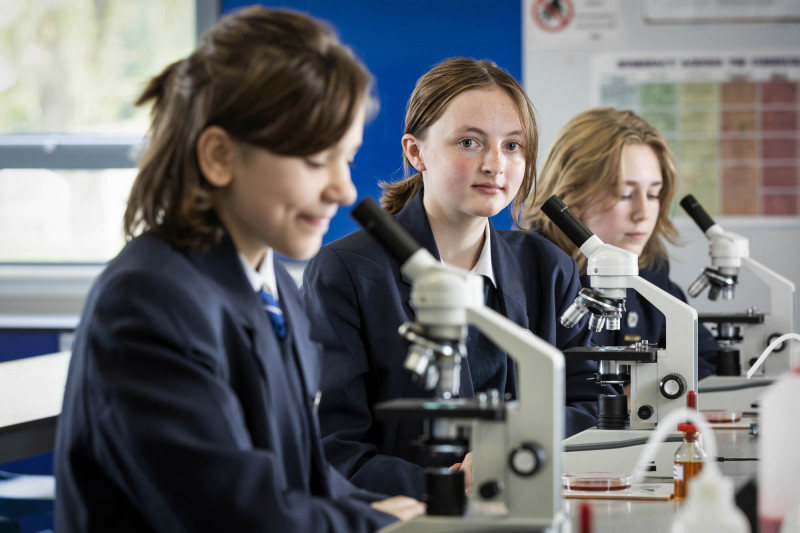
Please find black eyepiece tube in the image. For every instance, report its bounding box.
[540,195,594,248]
[680,194,716,233]
[351,197,421,266]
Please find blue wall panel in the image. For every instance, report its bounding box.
[221,0,523,243]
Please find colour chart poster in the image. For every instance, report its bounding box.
[592,51,800,217]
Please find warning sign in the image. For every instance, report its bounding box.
[525,0,625,49]
[532,0,574,33]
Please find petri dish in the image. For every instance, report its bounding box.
[700,409,742,423]
[562,472,632,492]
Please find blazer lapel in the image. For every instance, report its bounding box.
[394,190,442,318]
[275,262,332,496]
[276,263,320,397]
[490,225,529,330]
[190,234,282,380]
[490,225,529,399]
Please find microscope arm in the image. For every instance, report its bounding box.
[741,256,797,371]
[627,275,698,391]
[466,306,564,521]
[741,255,796,318]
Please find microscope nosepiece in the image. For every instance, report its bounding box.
[708,285,722,301]
[560,299,588,329]
[687,272,710,298]
[403,344,438,390]
[722,286,735,300]
[588,314,606,332]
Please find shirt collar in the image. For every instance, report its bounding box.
[471,223,496,289]
[238,248,279,301]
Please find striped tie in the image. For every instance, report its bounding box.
[259,284,286,339]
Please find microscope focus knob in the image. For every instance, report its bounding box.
[637,404,654,420]
[478,480,503,500]
[659,373,688,400]
[768,333,787,353]
[508,442,545,477]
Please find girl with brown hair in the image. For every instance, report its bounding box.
[54,7,423,531]
[302,58,617,498]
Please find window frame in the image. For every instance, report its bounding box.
[0,0,220,327]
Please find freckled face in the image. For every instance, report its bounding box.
[581,143,662,256]
[410,88,526,224]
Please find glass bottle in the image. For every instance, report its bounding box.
[673,422,706,500]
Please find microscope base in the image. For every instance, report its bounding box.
[378,509,570,533]
[563,428,682,478]
[697,375,774,412]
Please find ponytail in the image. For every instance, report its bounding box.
[379,174,422,215]
[123,7,372,250]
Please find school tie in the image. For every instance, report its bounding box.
[259,284,286,339]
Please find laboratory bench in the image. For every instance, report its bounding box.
[563,427,758,532]
[0,351,70,464]
[0,351,762,531]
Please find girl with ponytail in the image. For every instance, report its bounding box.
[302,57,618,498]
[55,7,423,531]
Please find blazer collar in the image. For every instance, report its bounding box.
[189,233,260,332]
[189,234,319,393]
[275,263,321,396]
[394,189,441,266]
[489,226,527,329]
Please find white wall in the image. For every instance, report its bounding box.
[523,1,800,162]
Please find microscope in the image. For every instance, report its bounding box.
[351,198,569,533]
[541,196,697,478]
[680,194,797,411]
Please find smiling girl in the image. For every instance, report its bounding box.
[54,8,424,531]
[301,58,616,499]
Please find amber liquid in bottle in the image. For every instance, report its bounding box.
[673,429,705,500]
[673,461,703,499]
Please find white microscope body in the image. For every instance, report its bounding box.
[542,196,698,478]
[351,198,569,533]
[681,194,797,411]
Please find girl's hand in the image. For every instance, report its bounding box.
[449,451,473,494]
[371,496,426,521]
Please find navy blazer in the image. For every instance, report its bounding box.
[301,191,617,498]
[586,261,719,380]
[54,232,394,533]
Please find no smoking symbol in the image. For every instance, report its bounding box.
[532,0,574,33]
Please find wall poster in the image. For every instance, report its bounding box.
[593,51,800,216]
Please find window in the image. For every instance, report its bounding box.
[0,0,218,321]
[0,0,218,263]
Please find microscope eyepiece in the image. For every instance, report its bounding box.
[541,195,594,248]
[352,197,421,265]
[679,194,716,233]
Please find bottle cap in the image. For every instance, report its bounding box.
[678,423,698,433]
